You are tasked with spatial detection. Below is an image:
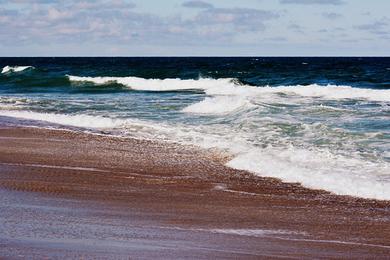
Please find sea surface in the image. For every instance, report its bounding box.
[0,57,389,200]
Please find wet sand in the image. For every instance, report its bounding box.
[0,124,390,259]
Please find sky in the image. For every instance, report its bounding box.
[0,0,389,56]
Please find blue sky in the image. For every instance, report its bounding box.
[0,0,389,56]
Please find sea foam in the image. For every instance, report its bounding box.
[0,110,125,129]
[68,75,390,102]
[227,146,390,200]
[1,107,389,200]
[67,75,236,92]
[3,75,390,200]
[1,66,34,74]
[182,96,254,114]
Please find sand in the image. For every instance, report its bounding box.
[0,124,390,259]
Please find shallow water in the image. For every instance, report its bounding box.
[0,57,389,199]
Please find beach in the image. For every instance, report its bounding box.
[1,122,389,258]
[1,0,390,257]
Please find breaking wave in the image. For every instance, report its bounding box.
[67,75,237,92]
[183,96,254,114]
[1,66,34,74]
[0,110,125,129]
[68,75,390,102]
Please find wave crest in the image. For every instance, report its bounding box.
[67,74,390,116]
[183,96,254,114]
[68,75,390,102]
[0,110,124,129]
[67,75,237,92]
[1,66,34,74]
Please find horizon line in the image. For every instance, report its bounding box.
[0,55,389,58]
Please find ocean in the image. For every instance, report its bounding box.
[0,57,389,200]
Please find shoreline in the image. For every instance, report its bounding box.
[1,115,389,203]
[1,123,390,258]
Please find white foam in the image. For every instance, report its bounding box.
[68,75,236,92]
[227,146,390,200]
[68,75,390,102]
[183,96,254,114]
[0,110,126,129]
[4,75,390,200]
[1,66,34,74]
[1,108,390,200]
[268,84,390,102]
[206,84,390,102]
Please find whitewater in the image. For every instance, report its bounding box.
[68,75,390,102]
[1,69,389,200]
[1,65,34,74]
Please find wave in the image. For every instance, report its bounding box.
[205,83,390,102]
[258,84,390,102]
[184,84,390,114]
[1,66,34,74]
[0,110,125,129]
[67,75,237,92]
[182,96,254,114]
[227,146,390,200]
[68,75,390,102]
[68,75,390,115]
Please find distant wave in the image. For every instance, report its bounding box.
[1,66,34,74]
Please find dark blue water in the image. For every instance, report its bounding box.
[0,57,389,200]
[0,57,389,93]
